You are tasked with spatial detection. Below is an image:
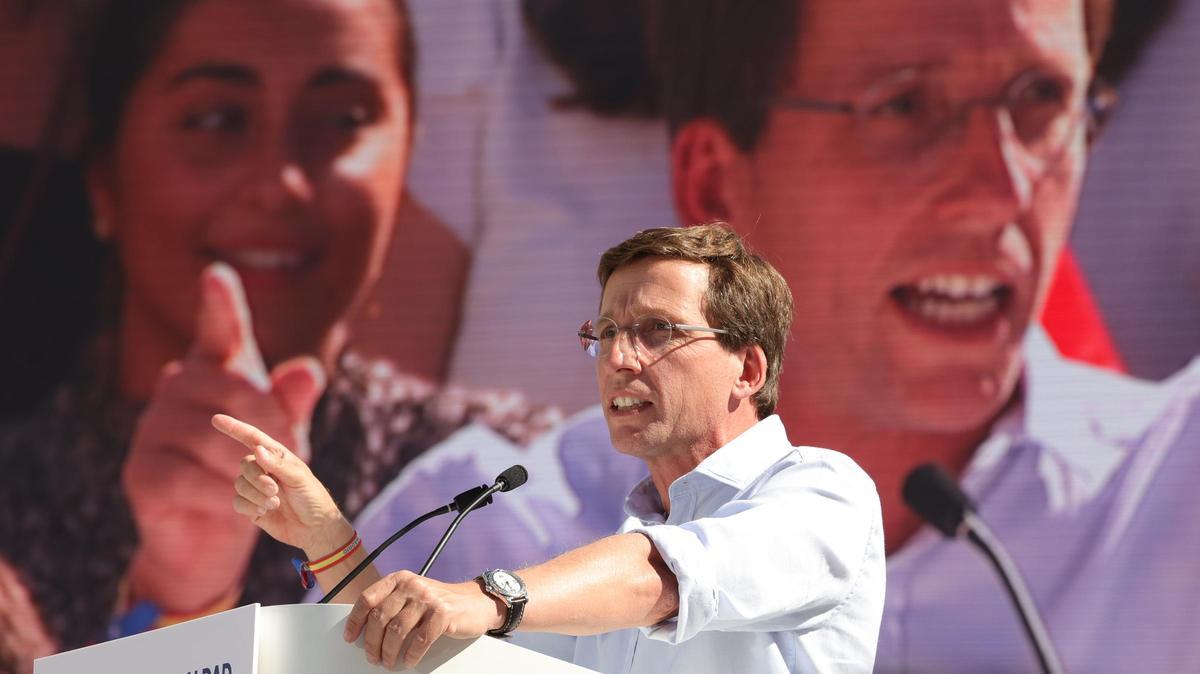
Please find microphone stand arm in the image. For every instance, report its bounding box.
[418,483,504,577]
[318,505,451,604]
[963,511,1066,674]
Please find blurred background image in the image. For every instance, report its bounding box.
[2,0,1198,672]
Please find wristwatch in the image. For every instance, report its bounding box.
[477,569,527,637]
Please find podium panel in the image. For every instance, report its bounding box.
[34,604,259,674]
[35,603,597,673]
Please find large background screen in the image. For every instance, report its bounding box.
[2,0,1198,671]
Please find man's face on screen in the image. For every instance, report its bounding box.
[88,0,412,364]
[719,0,1090,435]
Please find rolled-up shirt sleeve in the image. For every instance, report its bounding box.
[628,451,884,644]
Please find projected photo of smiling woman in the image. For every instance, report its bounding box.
[0,0,558,669]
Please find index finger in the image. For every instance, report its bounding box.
[211,414,289,455]
[191,263,270,391]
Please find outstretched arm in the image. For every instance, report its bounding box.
[216,414,680,669]
[213,414,379,603]
[341,532,678,669]
[513,532,678,635]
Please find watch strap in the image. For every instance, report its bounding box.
[487,594,526,637]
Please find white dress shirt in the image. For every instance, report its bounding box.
[568,415,885,674]
[356,326,1200,670]
[353,414,885,673]
[876,331,1200,673]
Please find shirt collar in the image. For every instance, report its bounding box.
[688,414,795,488]
[973,327,1173,497]
[624,415,795,520]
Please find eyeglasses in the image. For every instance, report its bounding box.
[577,315,730,359]
[773,67,1117,171]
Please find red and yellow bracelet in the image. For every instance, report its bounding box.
[293,531,362,590]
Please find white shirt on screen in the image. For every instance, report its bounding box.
[875,330,1200,673]
[355,323,1200,671]
[348,405,648,583]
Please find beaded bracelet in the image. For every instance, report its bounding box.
[293,531,362,590]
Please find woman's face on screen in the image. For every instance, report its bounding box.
[88,0,412,364]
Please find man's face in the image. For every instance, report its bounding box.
[595,258,748,459]
[707,0,1090,435]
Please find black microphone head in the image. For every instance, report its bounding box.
[495,464,528,492]
[902,463,974,538]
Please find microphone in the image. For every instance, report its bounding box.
[494,464,528,492]
[316,466,524,604]
[417,465,528,576]
[901,463,972,537]
[902,464,1065,674]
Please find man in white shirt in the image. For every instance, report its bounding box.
[650,0,1200,671]
[352,1,1200,670]
[216,224,885,672]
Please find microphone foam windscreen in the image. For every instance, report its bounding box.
[496,464,528,492]
[902,463,974,538]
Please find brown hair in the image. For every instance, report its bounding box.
[646,0,1115,152]
[597,223,794,419]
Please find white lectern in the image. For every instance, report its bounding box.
[34,603,597,673]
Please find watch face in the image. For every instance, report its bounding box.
[491,570,524,596]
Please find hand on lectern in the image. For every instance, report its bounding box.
[122,264,326,614]
[344,570,505,670]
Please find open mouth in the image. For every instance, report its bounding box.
[890,273,1014,329]
[610,395,652,414]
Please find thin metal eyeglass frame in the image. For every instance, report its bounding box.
[770,69,1115,161]
[577,317,730,359]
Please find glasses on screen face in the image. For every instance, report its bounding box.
[577,315,730,359]
[773,67,1116,171]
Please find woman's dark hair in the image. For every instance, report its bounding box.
[1,0,419,416]
[85,0,416,154]
[522,0,659,118]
